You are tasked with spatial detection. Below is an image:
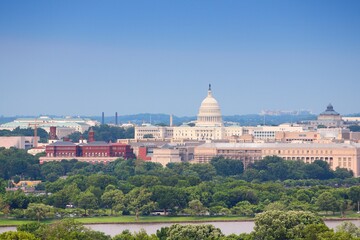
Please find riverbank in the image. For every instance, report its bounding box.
[0,215,251,227]
[1,214,360,227]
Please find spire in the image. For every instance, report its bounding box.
[208,84,212,96]
[209,84,211,91]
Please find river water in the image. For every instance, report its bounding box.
[1,220,360,236]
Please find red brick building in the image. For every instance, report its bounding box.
[81,141,111,157]
[45,141,79,158]
[111,143,135,158]
[44,141,135,163]
[137,146,152,161]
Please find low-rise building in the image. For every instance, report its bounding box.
[194,142,360,176]
[0,116,98,134]
[0,136,40,149]
[40,131,135,163]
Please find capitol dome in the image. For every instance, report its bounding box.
[196,84,223,127]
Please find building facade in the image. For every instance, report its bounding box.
[194,142,360,176]
[0,136,40,149]
[135,86,244,141]
[0,116,98,134]
[41,140,135,163]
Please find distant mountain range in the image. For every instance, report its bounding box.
[1,113,360,126]
[92,113,318,126]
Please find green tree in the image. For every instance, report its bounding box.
[349,186,360,212]
[0,231,38,240]
[25,203,53,222]
[125,188,155,220]
[253,210,323,240]
[185,200,208,215]
[87,174,118,190]
[101,189,124,215]
[113,229,157,240]
[164,224,224,240]
[5,189,29,209]
[210,157,244,176]
[189,164,216,181]
[317,230,357,240]
[35,219,111,240]
[77,191,98,215]
[150,185,188,215]
[336,221,360,238]
[17,222,45,234]
[315,192,338,215]
[231,201,255,217]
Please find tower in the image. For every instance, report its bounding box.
[88,128,95,142]
[49,126,57,140]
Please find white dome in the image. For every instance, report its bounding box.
[196,85,223,127]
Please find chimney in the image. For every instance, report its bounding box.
[102,112,105,125]
[88,128,95,142]
[49,126,57,140]
[115,112,118,125]
[170,114,173,127]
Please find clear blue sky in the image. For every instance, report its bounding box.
[0,0,359,116]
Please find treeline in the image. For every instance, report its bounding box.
[0,147,353,183]
[0,147,359,221]
[68,125,134,142]
[0,127,48,143]
[3,211,360,239]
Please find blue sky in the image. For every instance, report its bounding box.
[0,0,359,116]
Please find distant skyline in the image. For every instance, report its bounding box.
[1,1,359,116]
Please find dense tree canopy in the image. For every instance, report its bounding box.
[68,125,134,142]
[0,148,359,222]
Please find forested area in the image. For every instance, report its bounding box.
[68,125,134,142]
[0,147,360,223]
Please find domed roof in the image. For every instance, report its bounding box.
[196,84,223,127]
[320,103,340,116]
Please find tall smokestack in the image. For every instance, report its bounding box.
[102,112,105,125]
[170,114,173,127]
[115,112,118,125]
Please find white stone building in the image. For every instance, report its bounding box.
[135,86,305,141]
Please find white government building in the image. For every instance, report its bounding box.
[135,85,304,141]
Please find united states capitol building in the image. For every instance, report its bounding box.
[135,85,305,141]
[135,85,244,141]
[132,86,360,177]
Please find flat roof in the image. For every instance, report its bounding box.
[196,142,360,149]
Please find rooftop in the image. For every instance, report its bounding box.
[319,104,340,116]
[197,142,360,149]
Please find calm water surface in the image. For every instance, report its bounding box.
[1,220,360,236]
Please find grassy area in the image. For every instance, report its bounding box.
[319,211,360,219]
[0,218,52,226]
[0,215,252,226]
[1,212,360,226]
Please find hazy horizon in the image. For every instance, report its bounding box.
[1,1,359,116]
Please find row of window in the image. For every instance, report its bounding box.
[264,149,334,154]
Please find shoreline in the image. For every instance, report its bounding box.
[1,217,360,227]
